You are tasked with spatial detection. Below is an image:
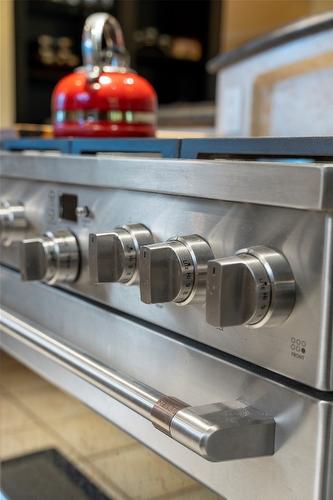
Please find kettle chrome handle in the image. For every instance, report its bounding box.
[0,309,275,462]
[82,12,129,78]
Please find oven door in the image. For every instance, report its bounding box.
[1,264,332,500]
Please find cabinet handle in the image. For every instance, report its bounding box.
[0,308,275,462]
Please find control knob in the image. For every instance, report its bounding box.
[140,235,214,305]
[206,246,295,328]
[89,224,153,285]
[0,201,28,246]
[20,229,80,284]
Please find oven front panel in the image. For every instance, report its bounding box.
[1,177,331,390]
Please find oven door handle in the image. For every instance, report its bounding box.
[0,308,275,462]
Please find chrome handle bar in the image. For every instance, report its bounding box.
[0,309,275,462]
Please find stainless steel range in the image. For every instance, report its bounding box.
[1,142,332,500]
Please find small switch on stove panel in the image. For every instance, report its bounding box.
[76,206,91,219]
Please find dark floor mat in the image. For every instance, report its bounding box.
[0,448,111,500]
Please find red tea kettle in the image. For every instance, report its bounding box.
[52,13,157,137]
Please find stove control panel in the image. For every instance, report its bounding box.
[1,153,331,390]
[206,246,295,329]
[0,201,28,246]
[20,229,80,284]
[139,235,214,305]
[89,224,153,285]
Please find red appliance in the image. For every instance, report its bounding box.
[52,13,157,137]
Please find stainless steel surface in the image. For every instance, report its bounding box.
[2,152,333,211]
[206,246,295,328]
[0,307,275,462]
[82,13,129,77]
[1,266,332,500]
[0,200,28,246]
[171,402,275,462]
[1,153,333,389]
[139,235,213,305]
[89,223,153,284]
[20,229,80,284]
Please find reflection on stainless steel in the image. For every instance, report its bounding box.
[170,402,275,461]
[20,229,80,284]
[0,200,28,246]
[140,235,214,305]
[206,246,295,328]
[0,308,275,462]
[2,153,333,210]
[82,13,129,76]
[89,224,153,284]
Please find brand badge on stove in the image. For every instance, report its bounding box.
[290,337,307,360]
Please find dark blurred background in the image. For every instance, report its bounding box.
[15,0,222,124]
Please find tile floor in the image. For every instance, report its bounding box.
[0,350,221,499]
